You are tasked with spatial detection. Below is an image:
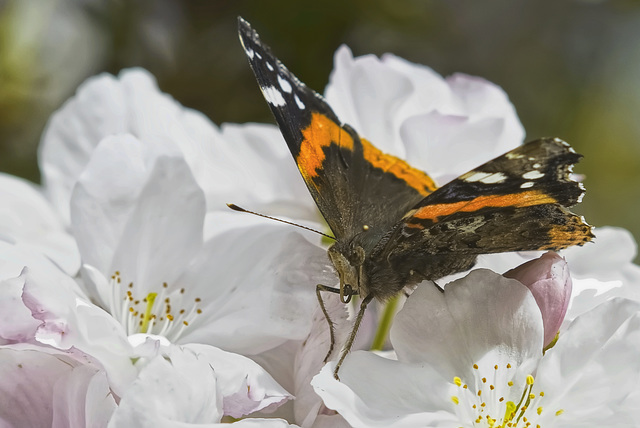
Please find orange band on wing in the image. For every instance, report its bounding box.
[544,216,593,249]
[361,139,437,196]
[298,112,354,181]
[413,190,557,222]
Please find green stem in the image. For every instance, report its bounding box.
[370,294,399,351]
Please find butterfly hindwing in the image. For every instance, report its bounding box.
[238,18,437,244]
[369,138,593,275]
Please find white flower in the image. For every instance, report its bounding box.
[325,46,525,184]
[0,229,307,424]
[1,129,332,423]
[38,69,311,228]
[312,270,640,427]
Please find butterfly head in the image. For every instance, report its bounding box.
[328,242,368,304]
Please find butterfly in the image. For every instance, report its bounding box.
[236,17,593,380]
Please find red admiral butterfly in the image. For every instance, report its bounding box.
[236,18,593,379]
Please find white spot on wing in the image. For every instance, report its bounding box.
[245,47,255,59]
[261,86,286,107]
[294,94,305,110]
[256,52,262,59]
[266,61,274,71]
[523,170,545,180]
[520,182,535,188]
[461,171,507,184]
[533,163,541,169]
[506,152,524,159]
[278,75,292,93]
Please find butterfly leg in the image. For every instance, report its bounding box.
[333,293,374,381]
[316,284,342,363]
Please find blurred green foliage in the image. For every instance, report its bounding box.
[1,0,639,255]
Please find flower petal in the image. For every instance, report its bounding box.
[324,46,524,185]
[52,364,116,428]
[535,298,640,425]
[71,134,204,292]
[312,352,456,427]
[0,173,80,275]
[391,269,544,380]
[505,252,572,347]
[185,344,292,418]
[177,225,333,354]
[294,293,350,427]
[0,348,114,428]
[109,346,222,427]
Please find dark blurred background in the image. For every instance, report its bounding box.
[1,0,639,251]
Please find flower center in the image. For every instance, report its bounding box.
[108,271,202,341]
[450,363,563,427]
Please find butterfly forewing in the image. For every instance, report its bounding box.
[238,17,437,245]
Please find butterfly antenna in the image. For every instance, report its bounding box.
[227,203,336,241]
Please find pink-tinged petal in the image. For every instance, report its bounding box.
[185,344,292,418]
[0,241,85,343]
[0,348,113,428]
[0,173,80,275]
[0,270,40,342]
[52,365,116,428]
[505,252,572,347]
[109,347,222,427]
[177,225,333,355]
[20,268,136,396]
[391,269,543,381]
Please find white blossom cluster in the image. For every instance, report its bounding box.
[1,47,639,427]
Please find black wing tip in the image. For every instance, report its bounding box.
[237,16,252,37]
[539,136,583,160]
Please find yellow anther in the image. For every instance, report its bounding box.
[508,381,514,387]
[454,376,462,386]
[555,409,564,416]
[473,364,479,369]
[526,375,535,385]
[537,407,543,415]
[451,396,459,405]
